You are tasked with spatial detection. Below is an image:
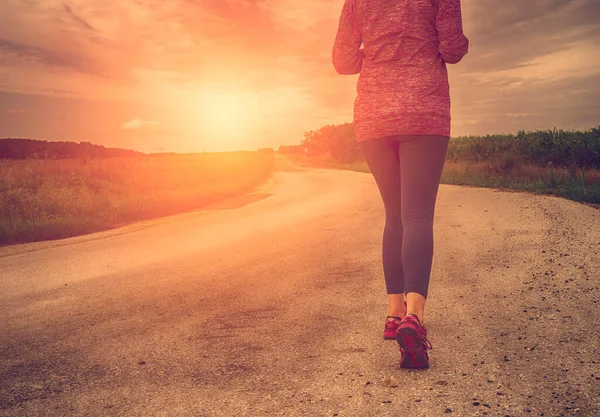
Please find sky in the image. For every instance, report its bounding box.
[0,0,598,153]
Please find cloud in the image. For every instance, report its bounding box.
[8,108,28,114]
[441,0,600,135]
[0,1,144,80]
[451,70,600,136]
[0,0,598,145]
[462,0,600,72]
[121,119,158,130]
[63,3,98,32]
[0,38,100,74]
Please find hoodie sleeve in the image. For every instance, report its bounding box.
[436,0,469,64]
[332,0,364,75]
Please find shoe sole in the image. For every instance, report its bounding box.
[396,327,429,369]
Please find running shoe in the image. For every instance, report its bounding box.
[383,301,407,340]
[396,313,433,369]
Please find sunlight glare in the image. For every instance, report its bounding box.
[196,90,261,142]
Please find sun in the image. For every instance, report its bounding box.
[198,90,261,140]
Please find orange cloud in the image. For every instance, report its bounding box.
[121,119,158,130]
[0,0,598,151]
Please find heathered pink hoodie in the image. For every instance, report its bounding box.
[332,0,469,142]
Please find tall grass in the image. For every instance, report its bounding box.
[293,125,600,206]
[0,151,274,244]
[441,161,600,204]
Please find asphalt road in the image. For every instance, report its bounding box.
[1,157,599,417]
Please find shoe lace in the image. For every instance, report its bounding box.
[421,332,433,350]
[407,314,433,350]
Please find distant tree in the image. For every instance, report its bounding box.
[301,123,362,163]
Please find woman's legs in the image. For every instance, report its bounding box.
[360,135,449,324]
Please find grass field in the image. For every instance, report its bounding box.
[283,153,600,208]
[0,151,274,244]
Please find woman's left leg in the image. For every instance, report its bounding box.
[359,136,406,318]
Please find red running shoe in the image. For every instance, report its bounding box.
[383,301,407,340]
[396,314,433,369]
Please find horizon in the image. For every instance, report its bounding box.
[1,123,599,156]
[1,0,599,153]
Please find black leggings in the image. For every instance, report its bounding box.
[359,135,449,299]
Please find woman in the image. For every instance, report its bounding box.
[332,0,469,369]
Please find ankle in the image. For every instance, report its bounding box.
[406,312,424,325]
[389,307,407,318]
[387,294,406,318]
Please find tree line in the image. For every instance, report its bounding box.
[0,138,144,159]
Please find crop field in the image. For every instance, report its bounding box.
[442,127,600,204]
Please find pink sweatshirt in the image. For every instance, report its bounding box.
[332,0,469,142]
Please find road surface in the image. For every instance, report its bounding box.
[1,157,599,416]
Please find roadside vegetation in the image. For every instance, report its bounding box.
[0,150,274,244]
[281,125,600,206]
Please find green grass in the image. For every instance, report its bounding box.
[283,154,600,207]
[441,161,600,205]
[0,151,274,244]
